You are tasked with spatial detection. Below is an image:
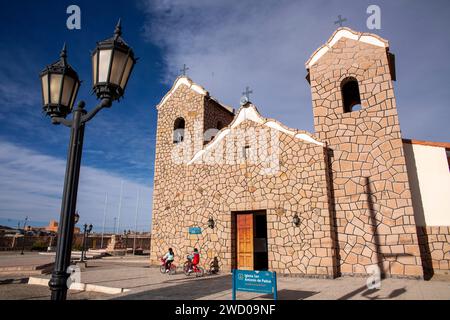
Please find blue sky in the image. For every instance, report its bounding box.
[0,0,449,232]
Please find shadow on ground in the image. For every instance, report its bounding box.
[112,275,233,300]
[112,276,321,300]
[338,284,407,300]
[259,289,319,300]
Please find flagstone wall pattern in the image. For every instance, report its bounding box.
[149,28,449,279]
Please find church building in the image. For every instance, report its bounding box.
[149,28,450,279]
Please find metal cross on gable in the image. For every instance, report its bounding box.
[242,86,253,100]
[180,64,189,76]
[334,15,347,27]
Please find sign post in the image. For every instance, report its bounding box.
[232,269,278,300]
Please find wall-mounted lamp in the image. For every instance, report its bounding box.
[292,213,300,227]
[208,216,215,229]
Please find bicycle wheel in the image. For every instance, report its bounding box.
[169,264,177,275]
[183,261,191,276]
[195,266,205,277]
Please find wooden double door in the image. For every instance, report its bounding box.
[236,212,268,271]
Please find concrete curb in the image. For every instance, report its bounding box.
[0,262,54,272]
[28,277,130,295]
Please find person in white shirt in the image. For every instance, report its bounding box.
[162,248,175,272]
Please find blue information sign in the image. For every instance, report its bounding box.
[232,269,278,300]
[188,226,202,234]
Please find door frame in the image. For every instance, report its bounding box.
[231,210,267,270]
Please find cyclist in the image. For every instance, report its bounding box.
[188,248,200,273]
[162,248,174,272]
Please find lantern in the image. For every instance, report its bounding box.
[293,213,300,227]
[91,19,136,101]
[40,44,80,118]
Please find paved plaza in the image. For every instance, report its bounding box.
[0,252,54,272]
[0,253,449,300]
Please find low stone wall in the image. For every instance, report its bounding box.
[417,226,450,278]
[0,235,53,251]
[0,234,151,251]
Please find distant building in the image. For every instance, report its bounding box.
[26,220,80,234]
[0,225,20,236]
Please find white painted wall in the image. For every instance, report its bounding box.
[404,143,450,226]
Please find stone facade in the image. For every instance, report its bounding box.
[150,28,447,279]
[417,226,450,278]
[150,88,337,276]
[306,28,423,277]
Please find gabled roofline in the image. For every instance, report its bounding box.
[188,104,324,165]
[156,76,234,114]
[305,27,389,69]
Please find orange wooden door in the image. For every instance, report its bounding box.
[237,214,254,270]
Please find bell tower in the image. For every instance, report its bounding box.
[150,76,234,265]
[306,28,423,278]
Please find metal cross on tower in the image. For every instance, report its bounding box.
[242,86,253,100]
[334,15,347,27]
[180,64,189,76]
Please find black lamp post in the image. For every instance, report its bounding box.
[41,20,136,301]
[123,229,131,255]
[80,223,93,263]
[20,216,29,255]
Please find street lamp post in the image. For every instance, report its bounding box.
[123,229,130,256]
[80,223,93,263]
[20,216,29,255]
[40,20,136,301]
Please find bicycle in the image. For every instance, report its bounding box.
[160,257,176,275]
[183,255,204,277]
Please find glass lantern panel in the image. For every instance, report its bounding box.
[61,75,75,108]
[92,51,98,85]
[120,56,134,89]
[98,49,112,83]
[41,74,49,105]
[110,50,128,86]
[50,73,63,104]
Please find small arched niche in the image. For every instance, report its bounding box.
[341,77,362,113]
[173,117,185,143]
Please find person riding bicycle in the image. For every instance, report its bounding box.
[188,248,200,273]
[162,248,174,272]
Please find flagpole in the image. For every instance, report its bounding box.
[100,192,108,248]
[116,180,124,234]
[133,188,140,255]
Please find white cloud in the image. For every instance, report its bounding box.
[0,140,152,233]
[140,0,342,132]
[140,0,450,142]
